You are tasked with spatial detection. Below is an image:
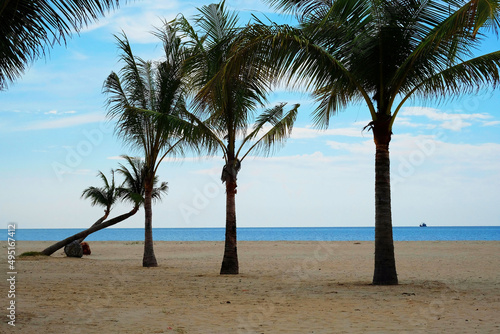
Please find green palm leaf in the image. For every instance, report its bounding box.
[0,0,124,89]
[116,155,169,205]
[239,103,300,160]
[81,170,119,212]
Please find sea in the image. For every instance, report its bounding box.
[5,226,500,241]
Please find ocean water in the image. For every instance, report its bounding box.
[5,226,500,241]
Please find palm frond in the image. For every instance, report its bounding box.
[394,50,500,120]
[0,0,123,89]
[239,21,376,122]
[194,1,240,48]
[265,0,332,17]
[240,103,299,160]
[116,155,144,203]
[81,169,119,210]
[151,180,168,203]
[81,186,109,207]
[114,33,149,108]
[116,155,169,205]
[392,0,500,98]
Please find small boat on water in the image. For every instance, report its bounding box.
[419,223,427,227]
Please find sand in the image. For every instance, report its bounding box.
[1,240,499,333]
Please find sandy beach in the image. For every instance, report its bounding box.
[1,240,499,333]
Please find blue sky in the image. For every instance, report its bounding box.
[1,0,499,229]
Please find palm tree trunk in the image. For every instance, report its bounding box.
[372,121,398,285]
[142,186,158,267]
[220,178,239,274]
[77,212,109,243]
[41,206,139,256]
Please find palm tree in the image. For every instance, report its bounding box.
[245,0,500,284]
[0,0,125,90]
[42,168,125,256]
[103,30,192,267]
[116,155,169,206]
[78,170,120,243]
[173,1,300,274]
[41,155,168,256]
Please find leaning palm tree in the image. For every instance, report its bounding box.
[173,1,299,274]
[41,155,168,256]
[0,0,126,90]
[245,0,500,284]
[42,168,126,256]
[103,30,193,267]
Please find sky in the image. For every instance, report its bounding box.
[1,0,499,229]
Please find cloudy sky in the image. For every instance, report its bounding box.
[1,0,499,229]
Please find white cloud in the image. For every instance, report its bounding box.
[44,110,77,115]
[107,156,128,160]
[69,50,89,61]
[227,0,278,13]
[90,0,183,44]
[164,155,220,163]
[56,169,93,176]
[245,151,374,174]
[113,14,172,44]
[482,120,500,127]
[393,116,437,129]
[402,106,490,121]
[80,0,179,34]
[21,113,106,130]
[253,151,334,163]
[83,0,291,45]
[107,155,220,164]
[386,133,500,187]
[402,106,491,131]
[326,140,373,155]
[441,119,471,131]
[194,166,221,176]
[236,122,368,142]
[291,126,365,139]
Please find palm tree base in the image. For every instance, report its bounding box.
[220,259,239,275]
[142,262,158,268]
[372,279,398,286]
[142,256,158,268]
[372,269,398,285]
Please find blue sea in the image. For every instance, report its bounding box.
[5,226,500,241]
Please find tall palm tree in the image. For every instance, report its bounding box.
[244,0,500,284]
[41,155,168,256]
[0,0,125,90]
[173,1,300,275]
[103,30,192,267]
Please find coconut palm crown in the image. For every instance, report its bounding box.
[81,170,120,219]
[116,155,169,206]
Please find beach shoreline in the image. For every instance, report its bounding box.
[2,240,499,333]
